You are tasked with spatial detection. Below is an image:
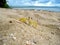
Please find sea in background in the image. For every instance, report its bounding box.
[12,6,60,12]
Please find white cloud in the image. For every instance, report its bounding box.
[30,0,60,6]
[45,1,54,6]
[27,1,54,6]
[7,0,60,7]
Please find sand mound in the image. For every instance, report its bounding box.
[0,8,60,45]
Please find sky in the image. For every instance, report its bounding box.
[7,0,60,7]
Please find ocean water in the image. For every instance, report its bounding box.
[13,6,60,12]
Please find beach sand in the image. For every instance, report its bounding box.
[0,8,60,45]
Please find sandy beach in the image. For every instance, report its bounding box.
[0,8,60,45]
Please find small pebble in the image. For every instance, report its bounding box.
[9,33,16,40]
[51,32,54,35]
[26,40,36,45]
[33,41,37,44]
[9,21,12,23]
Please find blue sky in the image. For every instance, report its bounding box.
[7,0,60,6]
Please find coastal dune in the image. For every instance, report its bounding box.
[0,8,60,45]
